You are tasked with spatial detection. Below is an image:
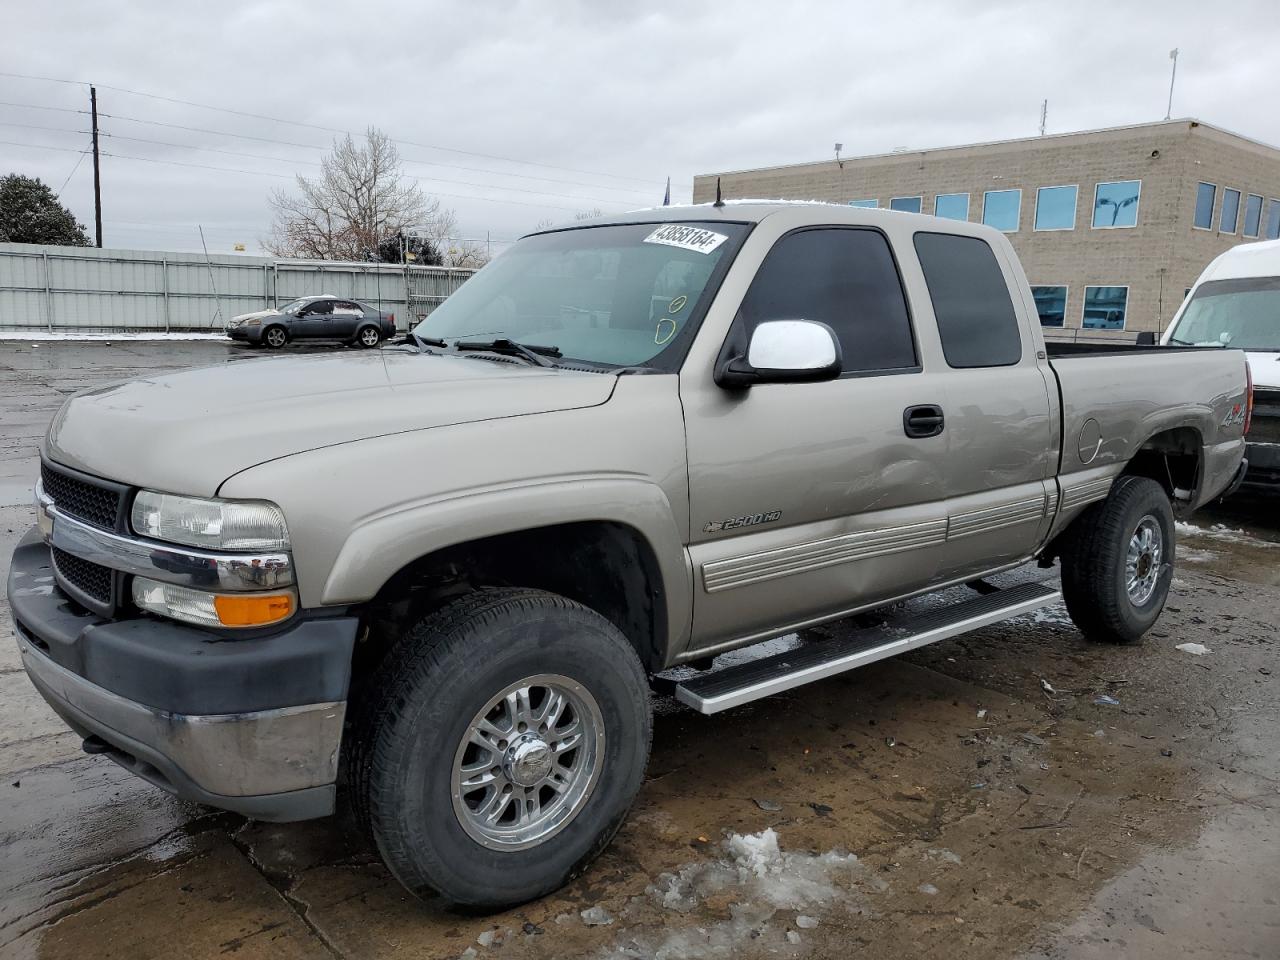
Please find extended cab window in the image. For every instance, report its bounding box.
[913,232,1022,367]
[737,228,917,373]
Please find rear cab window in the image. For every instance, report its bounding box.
[736,227,918,374]
[913,232,1022,368]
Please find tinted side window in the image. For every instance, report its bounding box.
[913,232,1022,368]
[738,228,916,373]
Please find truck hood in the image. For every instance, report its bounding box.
[46,350,617,496]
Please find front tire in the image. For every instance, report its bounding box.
[354,588,652,909]
[1060,475,1175,644]
[263,325,288,349]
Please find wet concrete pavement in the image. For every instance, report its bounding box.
[1,341,1278,959]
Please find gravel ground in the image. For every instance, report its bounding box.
[0,341,1276,960]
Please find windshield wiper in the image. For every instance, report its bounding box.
[454,338,562,368]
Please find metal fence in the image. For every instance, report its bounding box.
[0,242,477,332]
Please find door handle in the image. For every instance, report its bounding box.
[903,404,945,439]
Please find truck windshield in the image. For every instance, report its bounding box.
[1168,277,1280,350]
[413,221,747,370]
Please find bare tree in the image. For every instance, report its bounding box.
[265,127,452,260]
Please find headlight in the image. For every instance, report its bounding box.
[131,491,289,551]
[245,319,262,326]
[132,576,295,628]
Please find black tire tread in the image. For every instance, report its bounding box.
[1060,475,1173,644]
[352,587,651,908]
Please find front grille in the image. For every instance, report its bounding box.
[42,462,121,530]
[52,546,113,606]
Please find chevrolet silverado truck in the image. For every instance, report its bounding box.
[8,203,1250,910]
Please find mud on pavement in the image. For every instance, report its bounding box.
[1,343,1278,959]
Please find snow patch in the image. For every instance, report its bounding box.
[0,330,227,341]
[602,829,864,958]
[1176,521,1279,549]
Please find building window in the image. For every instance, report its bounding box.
[982,189,1021,232]
[890,196,923,214]
[1194,182,1217,230]
[1031,285,1068,327]
[1220,189,1241,233]
[848,199,878,208]
[914,232,1022,367]
[1082,286,1128,330]
[1092,180,1141,229]
[1244,194,1263,238]
[1267,200,1280,241]
[1034,185,1078,231]
[934,193,969,220]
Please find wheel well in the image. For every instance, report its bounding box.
[1122,426,1202,511]
[357,521,668,676]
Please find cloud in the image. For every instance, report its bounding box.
[2,0,1277,254]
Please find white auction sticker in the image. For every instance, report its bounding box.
[643,224,729,255]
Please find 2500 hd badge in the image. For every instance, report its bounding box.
[703,510,782,534]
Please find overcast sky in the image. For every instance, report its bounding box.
[3,0,1278,255]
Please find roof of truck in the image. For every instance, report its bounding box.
[1199,238,1280,282]
[530,200,974,235]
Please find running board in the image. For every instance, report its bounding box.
[674,581,1060,715]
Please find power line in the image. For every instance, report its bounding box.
[56,139,92,195]
[97,110,656,197]
[0,119,88,136]
[0,138,87,154]
[0,100,85,115]
[0,71,661,186]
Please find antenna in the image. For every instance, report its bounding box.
[1165,48,1179,120]
[662,176,671,206]
[1039,99,1047,136]
[713,177,724,207]
[834,142,844,168]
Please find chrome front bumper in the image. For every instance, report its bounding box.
[17,627,344,820]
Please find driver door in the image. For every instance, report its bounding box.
[296,298,335,338]
[682,226,952,652]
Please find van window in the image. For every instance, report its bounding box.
[736,228,917,373]
[913,232,1022,367]
[1168,277,1280,349]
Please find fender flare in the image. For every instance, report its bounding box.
[320,475,694,656]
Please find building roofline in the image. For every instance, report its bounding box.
[695,118,1280,180]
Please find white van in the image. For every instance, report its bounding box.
[1163,239,1280,489]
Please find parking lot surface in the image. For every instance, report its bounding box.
[1,341,1277,959]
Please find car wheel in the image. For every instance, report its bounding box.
[352,588,652,909]
[358,326,382,348]
[263,325,288,349]
[1060,475,1175,644]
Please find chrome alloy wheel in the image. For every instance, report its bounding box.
[265,327,287,348]
[360,327,380,347]
[450,674,605,850]
[1125,516,1164,606]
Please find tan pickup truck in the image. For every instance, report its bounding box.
[9,203,1250,909]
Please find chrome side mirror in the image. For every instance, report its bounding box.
[716,319,842,388]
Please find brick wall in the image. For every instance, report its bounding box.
[692,121,1280,338]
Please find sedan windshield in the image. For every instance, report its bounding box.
[277,298,311,314]
[414,222,747,369]
[1168,277,1280,350]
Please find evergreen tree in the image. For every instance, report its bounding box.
[0,174,90,246]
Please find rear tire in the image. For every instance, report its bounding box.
[351,588,651,910]
[1060,475,1175,644]
[263,325,288,349]
[357,325,382,348]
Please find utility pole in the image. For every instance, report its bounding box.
[1165,48,1179,120]
[90,86,103,247]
